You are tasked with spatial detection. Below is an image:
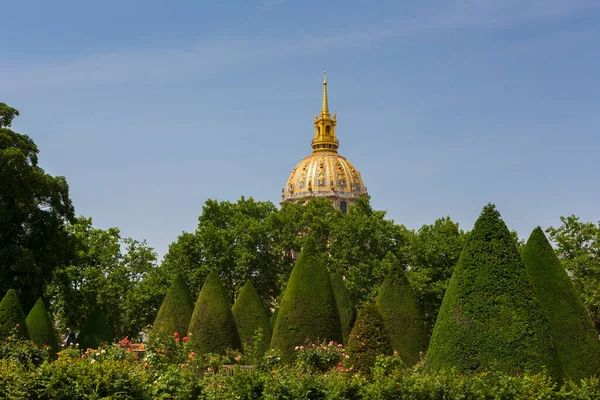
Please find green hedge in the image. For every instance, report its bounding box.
[0,289,28,339]
[522,227,600,379]
[330,273,354,346]
[78,307,113,350]
[232,279,272,357]
[426,204,561,377]
[270,236,342,361]
[25,298,57,353]
[188,269,241,355]
[376,261,427,366]
[150,275,195,343]
[347,302,392,373]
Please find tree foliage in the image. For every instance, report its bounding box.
[522,227,600,379]
[231,279,272,356]
[78,307,113,350]
[188,270,241,355]
[0,104,74,311]
[149,275,195,344]
[47,217,163,338]
[347,302,392,373]
[0,289,29,339]
[376,254,427,366]
[270,236,342,361]
[427,204,561,377]
[26,298,58,353]
[547,215,600,334]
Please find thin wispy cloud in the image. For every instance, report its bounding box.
[0,0,594,92]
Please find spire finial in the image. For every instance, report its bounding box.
[322,70,329,116]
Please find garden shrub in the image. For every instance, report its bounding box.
[232,279,272,358]
[149,274,195,344]
[347,302,392,373]
[376,255,427,366]
[188,269,241,355]
[78,307,113,350]
[0,289,28,339]
[522,227,600,379]
[270,236,342,361]
[25,298,58,354]
[330,273,354,346]
[426,204,562,377]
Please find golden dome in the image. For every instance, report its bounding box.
[281,72,367,207]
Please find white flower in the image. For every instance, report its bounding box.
[90,359,96,363]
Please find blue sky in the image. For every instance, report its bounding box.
[2,0,599,258]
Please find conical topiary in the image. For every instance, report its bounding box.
[347,303,392,373]
[522,227,600,379]
[0,289,29,339]
[232,279,272,357]
[26,298,58,352]
[330,273,354,346]
[188,269,241,355]
[78,307,113,350]
[270,236,342,361]
[376,254,428,366]
[426,204,562,377]
[149,275,195,343]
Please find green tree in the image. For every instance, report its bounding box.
[0,104,74,311]
[26,298,58,352]
[78,307,113,350]
[47,217,162,338]
[522,227,600,379]
[162,197,280,305]
[376,254,427,366]
[347,302,392,373]
[188,270,241,355]
[330,273,354,346]
[427,204,561,377]
[405,217,465,335]
[0,289,29,339]
[149,275,195,343]
[270,236,342,361]
[547,215,600,333]
[231,279,272,357]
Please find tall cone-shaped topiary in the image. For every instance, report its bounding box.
[0,289,29,339]
[188,269,241,355]
[270,236,342,361]
[347,302,392,373]
[26,298,58,352]
[232,279,272,357]
[330,273,354,346]
[426,204,562,378]
[78,307,113,350]
[149,275,195,343]
[522,227,600,379]
[376,254,428,366]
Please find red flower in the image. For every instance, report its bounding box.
[183,336,188,342]
[15,323,20,329]
[174,332,179,338]
[189,352,195,358]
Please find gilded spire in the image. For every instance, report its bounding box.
[321,70,329,117]
[312,70,338,153]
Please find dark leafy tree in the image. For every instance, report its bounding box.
[188,270,241,355]
[26,298,58,353]
[270,236,342,361]
[426,204,561,378]
[0,289,29,339]
[522,227,600,379]
[347,302,392,373]
[78,307,113,350]
[149,275,195,343]
[231,279,272,356]
[0,104,74,311]
[330,273,354,345]
[377,254,427,366]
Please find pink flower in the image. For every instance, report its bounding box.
[175,338,180,344]
[15,324,20,329]
[189,352,195,358]
[174,332,179,338]
[183,336,188,342]
[338,343,343,348]
[81,354,86,359]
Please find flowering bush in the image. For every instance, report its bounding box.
[294,340,349,373]
[0,326,51,367]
